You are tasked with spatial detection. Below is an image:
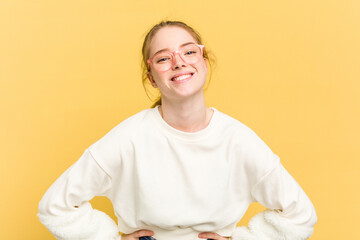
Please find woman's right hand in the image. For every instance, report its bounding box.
[121,229,155,240]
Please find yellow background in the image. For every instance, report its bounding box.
[1,0,359,239]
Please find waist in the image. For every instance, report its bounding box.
[122,225,235,240]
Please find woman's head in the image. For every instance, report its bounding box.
[141,21,214,107]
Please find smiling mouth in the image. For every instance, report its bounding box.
[171,73,194,81]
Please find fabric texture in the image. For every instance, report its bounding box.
[38,107,317,240]
[233,210,314,240]
[38,202,120,240]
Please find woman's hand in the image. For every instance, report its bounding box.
[121,229,154,240]
[198,232,231,240]
[122,230,230,240]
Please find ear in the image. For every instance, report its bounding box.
[147,72,158,88]
[204,58,208,71]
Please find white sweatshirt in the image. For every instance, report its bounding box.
[38,106,317,240]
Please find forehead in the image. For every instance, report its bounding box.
[149,27,197,56]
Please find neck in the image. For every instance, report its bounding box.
[159,93,213,132]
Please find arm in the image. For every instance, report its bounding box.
[38,149,121,240]
[232,160,317,240]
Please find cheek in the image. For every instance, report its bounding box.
[151,71,169,84]
[195,60,208,76]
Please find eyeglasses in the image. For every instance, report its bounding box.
[147,43,205,72]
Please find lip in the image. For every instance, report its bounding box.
[171,72,194,82]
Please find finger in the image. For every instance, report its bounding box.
[198,232,222,240]
[131,229,154,238]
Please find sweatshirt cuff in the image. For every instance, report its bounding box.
[38,202,120,240]
[232,210,314,240]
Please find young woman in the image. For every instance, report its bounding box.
[38,21,317,240]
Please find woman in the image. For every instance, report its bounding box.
[38,21,317,240]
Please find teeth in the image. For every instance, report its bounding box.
[173,74,192,81]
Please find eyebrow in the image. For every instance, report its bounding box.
[152,42,196,56]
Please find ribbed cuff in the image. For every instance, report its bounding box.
[232,210,314,240]
[38,202,120,240]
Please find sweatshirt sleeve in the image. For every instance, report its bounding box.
[232,158,317,240]
[37,149,121,240]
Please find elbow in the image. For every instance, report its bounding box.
[38,189,65,217]
[264,210,315,239]
[308,203,318,227]
[277,199,318,230]
[38,194,51,216]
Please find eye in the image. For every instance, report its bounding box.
[185,50,197,55]
[156,57,171,63]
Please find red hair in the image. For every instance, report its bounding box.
[141,20,214,107]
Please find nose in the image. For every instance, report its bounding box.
[172,52,187,70]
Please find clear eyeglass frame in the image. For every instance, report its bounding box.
[147,43,205,72]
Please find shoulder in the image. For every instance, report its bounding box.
[112,108,152,133]
[93,108,153,144]
[213,108,262,141]
[214,108,280,177]
[87,108,154,171]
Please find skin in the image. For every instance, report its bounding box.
[147,26,213,133]
[122,26,229,240]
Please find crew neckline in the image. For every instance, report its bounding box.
[150,105,218,142]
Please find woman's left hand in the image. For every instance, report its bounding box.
[198,232,230,240]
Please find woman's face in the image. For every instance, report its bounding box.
[147,27,208,103]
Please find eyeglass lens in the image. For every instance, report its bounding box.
[151,44,202,72]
